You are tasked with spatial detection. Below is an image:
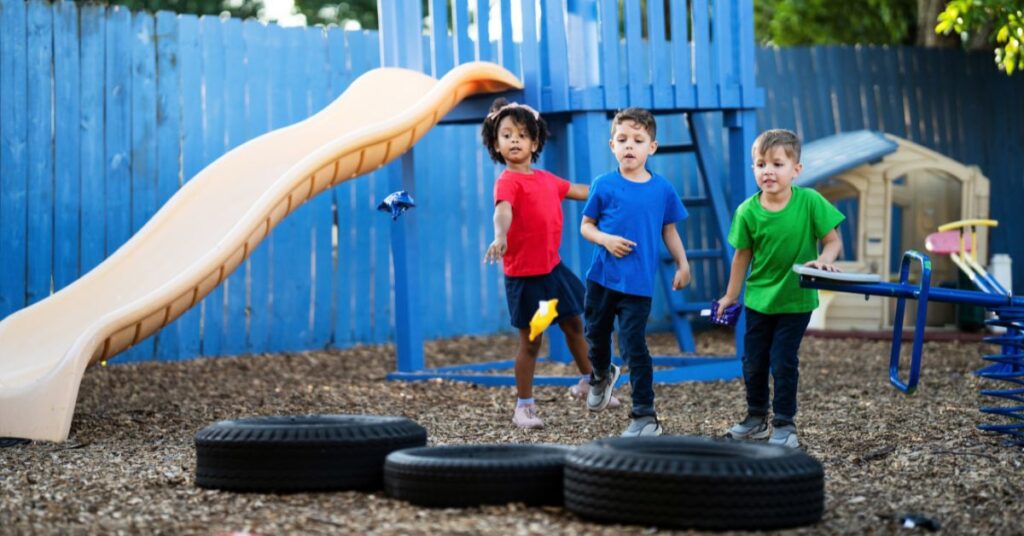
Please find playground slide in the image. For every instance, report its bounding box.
[0,62,521,442]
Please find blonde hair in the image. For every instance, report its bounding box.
[752,129,801,162]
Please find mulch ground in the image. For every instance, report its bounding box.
[1,329,1022,535]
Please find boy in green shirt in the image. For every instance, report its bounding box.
[717,129,844,448]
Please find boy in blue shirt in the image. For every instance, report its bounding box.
[580,108,691,437]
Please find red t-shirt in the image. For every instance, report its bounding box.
[494,169,571,276]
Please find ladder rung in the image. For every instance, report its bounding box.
[663,249,723,261]
[657,143,696,154]
[681,196,709,207]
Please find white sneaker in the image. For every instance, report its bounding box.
[586,364,621,412]
[512,404,544,429]
[768,423,799,448]
[570,376,621,408]
[621,415,663,437]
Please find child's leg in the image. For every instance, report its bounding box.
[742,308,777,418]
[618,295,654,417]
[558,315,593,375]
[767,312,813,425]
[514,328,544,400]
[583,281,617,377]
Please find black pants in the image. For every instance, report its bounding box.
[742,307,812,425]
[584,281,655,417]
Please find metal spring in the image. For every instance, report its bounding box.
[977,306,1024,446]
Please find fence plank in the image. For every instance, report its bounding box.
[327,27,352,347]
[25,0,53,308]
[104,6,132,262]
[306,27,333,349]
[241,20,270,353]
[669,0,693,107]
[220,17,247,356]
[122,10,158,362]
[623,0,648,108]
[174,13,202,359]
[78,5,106,278]
[1,0,28,319]
[53,0,80,293]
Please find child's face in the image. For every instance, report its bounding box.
[752,145,802,196]
[609,120,657,175]
[494,116,538,167]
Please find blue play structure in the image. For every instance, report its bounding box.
[379,0,760,387]
[797,234,1024,445]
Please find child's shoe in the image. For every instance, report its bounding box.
[621,414,663,437]
[724,414,770,440]
[768,422,799,448]
[512,404,544,429]
[586,364,621,412]
[570,376,621,408]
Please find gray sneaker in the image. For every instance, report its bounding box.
[586,364,621,412]
[768,423,799,448]
[725,414,770,440]
[621,415,663,437]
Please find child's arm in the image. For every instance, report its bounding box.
[581,216,636,258]
[484,201,513,264]
[566,183,589,201]
[717,248,752,310]
[803,228,842,272]
[662,223,690,290]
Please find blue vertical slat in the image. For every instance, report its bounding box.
[104,6,132,257]
[25,1,53,308]
[542,0,570,110]
[153,11,180,360]
[0,0,28,319]
[691,0,713,108]
[499,0,517,74]
[199,15,226,356]
[808,47,837,136]
[452,0,474,64]
[459,125,483,334]
[736,0,758,108]
[520,0,541,107]
[669,0,693,108]
[712,0,737,107]
[597,0,622,108]
[753,47,777,128]
[429,0,453,76]
[221,17,247,355]
[898,47,922,143]
[174,14,202,358]
[771,48,796,130]
[53,0,80,292]
[879,46,906,138]
[647,0,672,108]
[475,0,491,62]
[306,27,333,349]
[368,35,394,345]
[242,20,270,353]
[623,0,648,108]
[78,5,105,277]
[122,10,158,362]
[327,27,352,347]
[347,32,372,343]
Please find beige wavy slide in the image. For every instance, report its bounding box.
[0,62,521,442]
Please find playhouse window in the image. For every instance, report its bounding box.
[817,180,859,262]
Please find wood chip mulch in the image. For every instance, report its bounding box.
[2,329,1022,535]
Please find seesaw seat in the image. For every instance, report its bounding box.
[791,264,882,283]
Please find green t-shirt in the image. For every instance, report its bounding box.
[728,186,845,314]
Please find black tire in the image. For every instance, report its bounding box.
[564,436,824,530]
[384,444,570,507]
[194,415,427,492]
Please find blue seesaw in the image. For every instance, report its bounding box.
[796,221,1023,445]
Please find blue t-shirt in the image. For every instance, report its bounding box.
[582,170,687,297]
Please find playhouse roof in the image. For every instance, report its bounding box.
[796,130,899,188]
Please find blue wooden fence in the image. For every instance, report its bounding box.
[1,0,1022,362]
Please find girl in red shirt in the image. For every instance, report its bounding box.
[482,98,619,428]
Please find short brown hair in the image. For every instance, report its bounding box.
[611,107,657,140]
[752,129,801,162]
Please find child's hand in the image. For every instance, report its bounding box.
[716,295,738,312]
[484,237,507,264]
[672,266,690,290]
[602,235,636,258]
[803,260,841,272]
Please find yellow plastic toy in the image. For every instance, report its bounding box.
[528,299,559,341]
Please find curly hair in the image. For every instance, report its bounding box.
[480,98,548,164]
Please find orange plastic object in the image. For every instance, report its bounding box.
[0,63,521,441]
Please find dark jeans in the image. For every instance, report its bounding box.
[742,307,812,426]
[584,281,655,417]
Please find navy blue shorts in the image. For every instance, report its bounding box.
[504,262,585,329]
